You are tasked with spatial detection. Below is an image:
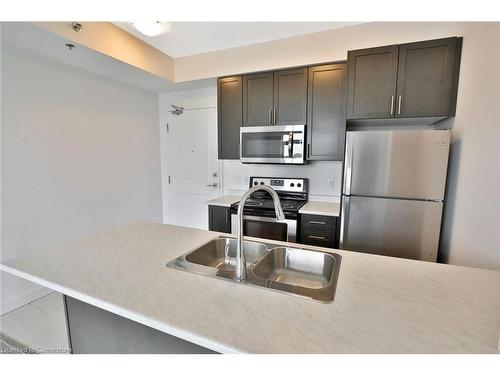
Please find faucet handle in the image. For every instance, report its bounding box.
[224,242,231,265]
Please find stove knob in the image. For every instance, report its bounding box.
[254,181,258,185]
[260,182,265,185]
[297,183,302,188]
[290,183,295,187]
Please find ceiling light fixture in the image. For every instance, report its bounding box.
[131,21,170,37]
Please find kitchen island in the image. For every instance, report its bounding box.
[1,222,499,353]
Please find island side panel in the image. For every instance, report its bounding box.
[63,296,217,354]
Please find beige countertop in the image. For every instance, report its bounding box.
[299,201,341,217]
[1,222,499,354]
[205,195,240,207]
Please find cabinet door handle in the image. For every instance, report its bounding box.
[308,220,326,225]
[273,109,277,124]
[308,235,326,240]
[397,95,402,115]
[206,183,218,187]
[307,143,311,158]
[268,109,272,125]
[390,95,395,115]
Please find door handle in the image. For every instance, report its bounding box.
[390,95,395,115]
[339,196,350,249]
[206,183,218,187]
[268,109,272,125]
[273,109,277,125]
[397,95,402,115]
[343,134,354,195]
[287,132,293,158]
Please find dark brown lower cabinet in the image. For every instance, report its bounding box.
[208,205,231,234]
[299,214,339,249]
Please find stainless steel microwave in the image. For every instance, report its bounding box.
[240,125,306,164]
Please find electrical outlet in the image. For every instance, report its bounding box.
[328,179,335,188]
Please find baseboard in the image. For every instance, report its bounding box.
[0,286,51,315]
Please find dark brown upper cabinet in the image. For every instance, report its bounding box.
[396,38,461,117]
[307,63,347,161]
[243,68,307,126]
[347,45,399,119]
[273,68,308,125]
[347,37,462,121]
[217,76,243,159]
[242,72,274,126]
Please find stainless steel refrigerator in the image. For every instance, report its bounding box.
[339,129,451,261]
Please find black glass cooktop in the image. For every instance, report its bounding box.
[231,198,306,213]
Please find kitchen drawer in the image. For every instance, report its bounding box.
[299,215,338,249]
[301,214,336,230]
[300,228,336,248]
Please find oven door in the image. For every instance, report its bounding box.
[231,214,297,242]
[240,125,305,164]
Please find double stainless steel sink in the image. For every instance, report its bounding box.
[166,237,341,303]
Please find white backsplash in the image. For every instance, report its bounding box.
[221,160,343,201]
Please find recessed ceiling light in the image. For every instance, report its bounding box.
[131,21,170,37]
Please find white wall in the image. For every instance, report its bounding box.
[168,23,500,271]
[0,45,163,313]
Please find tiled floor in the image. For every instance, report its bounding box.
[0,292,70,354]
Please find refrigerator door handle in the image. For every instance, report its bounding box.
[339,196,350,249]
[343,133,354,195]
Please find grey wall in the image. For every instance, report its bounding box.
[437,23,500,270]
[1,45,163,313]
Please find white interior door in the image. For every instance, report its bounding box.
[163,107,221,229]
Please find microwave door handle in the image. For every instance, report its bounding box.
[288,132,293,158]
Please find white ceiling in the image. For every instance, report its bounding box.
[114,22,361,58]
[2,23,215,93]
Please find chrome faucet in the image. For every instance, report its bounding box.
[235,185,285,282]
